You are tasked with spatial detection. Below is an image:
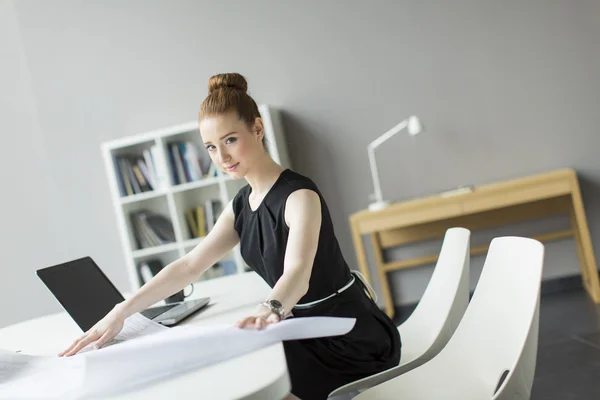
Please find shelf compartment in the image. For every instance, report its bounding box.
[120,189,167,204]
[171,176,220,193]
[132,243,179,259]
[172,184,222,241]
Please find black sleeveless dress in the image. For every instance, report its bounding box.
[233,169,401,400]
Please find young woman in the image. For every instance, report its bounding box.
[60,73,401,399]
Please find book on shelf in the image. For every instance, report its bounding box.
[197,259,238,281]
[130,210,176,250]
[113,145,168,197]
[185,205,205,238]
[204,199,222,232]
[166,141,218,185]
[184,199,222,239]
[219,260,238,276]
[136,259,164,286]
[137,259,185,302]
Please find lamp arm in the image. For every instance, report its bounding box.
[367,119,410,204]
[368,146,383,204]
[367,119,409,151]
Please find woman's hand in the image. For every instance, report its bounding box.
[235,304,280,330]
[58,304,127,357]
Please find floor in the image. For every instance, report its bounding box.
[393,287,600,399]
[530,288,600,399]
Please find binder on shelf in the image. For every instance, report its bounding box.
[130,210,176,249]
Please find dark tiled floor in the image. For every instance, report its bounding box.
[531,289,600,399]
[393,287,600,399]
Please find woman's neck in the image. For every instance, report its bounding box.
[244,156,285,197]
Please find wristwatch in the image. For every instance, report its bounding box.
[261,299,286,320]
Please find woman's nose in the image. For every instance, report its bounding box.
[217,148,230,164]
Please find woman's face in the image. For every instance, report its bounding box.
[199,110,264,179]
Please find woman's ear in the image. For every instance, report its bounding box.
[253,118,265,142]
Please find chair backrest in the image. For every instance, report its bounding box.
[432,236,544,399]
[398,227,471,363]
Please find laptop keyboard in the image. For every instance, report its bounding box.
[141,304,177,320]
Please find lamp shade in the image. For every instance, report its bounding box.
[407,116,423,136]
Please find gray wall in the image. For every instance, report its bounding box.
[0,0,68,325]
[2,0,600,327]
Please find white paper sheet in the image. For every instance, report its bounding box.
[114,312,169,340]
[76,312,168,354]
[0,350,35,383]
[0,316,355,399]
[0,349,83,399]
[0,313,166,399]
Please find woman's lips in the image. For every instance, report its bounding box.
[225,163,239,171]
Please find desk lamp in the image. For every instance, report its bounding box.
[367,115,423,211]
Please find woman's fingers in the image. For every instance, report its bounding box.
[93,330,114,350]
[235,313,281,330]
[62,331,100,357]
[235,316,252,328]
[58,340,78,357]
[58,333,88,357]
[58,341,77,357]
[266,313,280,324]
[236,316,265,329]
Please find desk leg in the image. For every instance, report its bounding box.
[370,233,395,319]
[350,222,372,285]
[569,186,600,303]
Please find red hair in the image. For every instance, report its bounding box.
[199,73,261,129]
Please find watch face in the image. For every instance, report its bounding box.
[269,300,283,308]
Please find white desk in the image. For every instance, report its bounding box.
[0,272,291,400]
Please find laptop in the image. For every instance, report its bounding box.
[36,256,210,331]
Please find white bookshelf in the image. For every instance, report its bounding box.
[101,105,291,294]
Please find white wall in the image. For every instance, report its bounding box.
[0,0,67,326]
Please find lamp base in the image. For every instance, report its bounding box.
[368,200,390,211]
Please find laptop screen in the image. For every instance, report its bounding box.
[37,257,126,332]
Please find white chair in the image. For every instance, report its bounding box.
[328,227,471,398]
[354,236,545,400]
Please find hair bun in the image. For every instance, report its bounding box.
[208,73,248,94]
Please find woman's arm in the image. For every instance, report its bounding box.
[60,200,239,356]
[119,199,240,318]
[236,189,321,328]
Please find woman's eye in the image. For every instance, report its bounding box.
[226,137,237,144]
[206,145,215,151]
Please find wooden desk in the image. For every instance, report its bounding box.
[349,168,600,318]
